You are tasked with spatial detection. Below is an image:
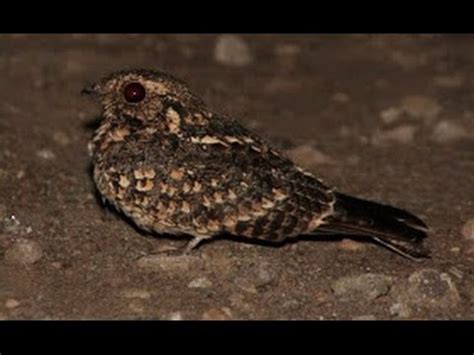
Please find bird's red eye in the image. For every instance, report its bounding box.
[123,82,146,103]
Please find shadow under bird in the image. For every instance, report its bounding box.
[82,69,429,260]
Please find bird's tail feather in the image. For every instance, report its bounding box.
[318,192,429,260]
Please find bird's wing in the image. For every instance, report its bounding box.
[161,114,336,241]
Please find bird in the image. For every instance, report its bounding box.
[82,68,429,260]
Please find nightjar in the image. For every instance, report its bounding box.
[82,69,429,259]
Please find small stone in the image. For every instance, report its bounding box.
[462,219,474,240]
[372,125,417,146]
[390,51,427,70]
[5,239,43,265]
[274,44,301,57]
[122,288,151,299]
[128,300,145,314]
[433,74,464,88]
[352,315,376,320]
[5,299,20,309]
[51,261,63,269]
[36,148,56,160]
[396,269,460,309]
[168,312,183,320]
[188,277,213,289]
[136,254,197,272]
[0,204,7,220]
[331,273,393,302]
[16,170,25,179]
[2,214,21,234]
[202,307,232,320]
[214,35,252,66]
[389,302,412,318]
[53,131,71,146]
[431,120,468,143]
[285,144,333,166]
[256,262,277,287]
[380,106,403,125]
[338,239,366,252]
[401,95,442,121]
[332,92,350,103]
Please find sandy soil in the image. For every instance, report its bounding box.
[0,34,473,320]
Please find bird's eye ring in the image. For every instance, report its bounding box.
[123,82,146,103]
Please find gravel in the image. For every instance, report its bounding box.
[331,273,393,302]
[35,148,56,160]
[431,120,468,143]
[371,125,417,146]
[188,277,213,289]
[394,268,460,310]
[214,35,252,66]
[462,219,474,240]
[5,239,43,265]
[136,254,199,272]
[401,95,442,121]
[202,307,233,320]
[285,144,334,166]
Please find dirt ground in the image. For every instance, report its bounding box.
[0,34,473,320]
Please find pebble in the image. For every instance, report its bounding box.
[396,269,460,309]
[390,51,427,70]
[274,44,301,57]
[401,95,442,121]
[379,106,403,125]
[431,120,468,143]
[331,273,393,302]
[122,288,151,299]
[338,238,366,252]
[168,312,183,320]
[389,302,412,318]
[256,262,277,287]
[52,131,71,146]
[5,239,43,265]
[371,125,417,146]
[285,144,334,166]
[352,315,376,320]
[0,203,7,220]
[2,214,22,234]
[462,219,474,240]
[332,92,350,103]
[188,277,213,289]
[202,307,233,320]
[214,35,252,66]
[35,148,56,160]
[433,74,464,88]
[5,299,20,309]
[136,254,197,272]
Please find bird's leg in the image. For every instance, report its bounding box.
[157,235,211,256]
[183,235,211,253]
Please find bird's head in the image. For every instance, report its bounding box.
[82,69,204,121]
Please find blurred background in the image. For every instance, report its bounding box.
[0,34,473,320]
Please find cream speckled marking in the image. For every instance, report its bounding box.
[213,191,224,204]
[202,195,211,208]
[181,201,191,213]
[166,107,181,134]
[261,197,275,209]
[192,181,202,193]
[272,188,288,201]
[207,220,220,232]
[224,136,243,144]
[109,127,130,142]
[136,179,154,192]
[227,189,237,200]
[119,175,131,188]
[170,168,185,181]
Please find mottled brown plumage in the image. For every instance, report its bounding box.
[83,69,429,259]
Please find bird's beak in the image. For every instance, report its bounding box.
[81,82,102,97]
